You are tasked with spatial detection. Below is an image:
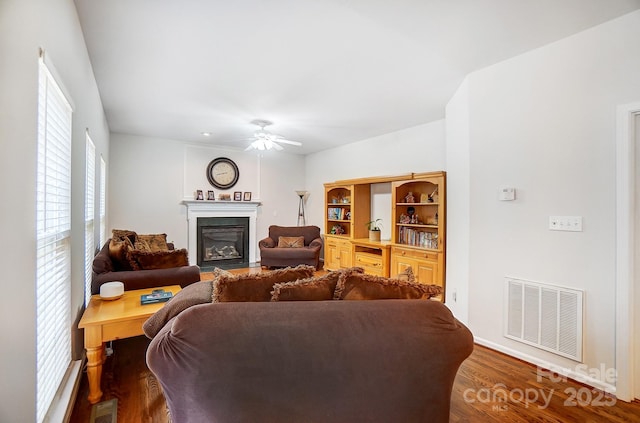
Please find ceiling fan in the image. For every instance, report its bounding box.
[244,119,302,151]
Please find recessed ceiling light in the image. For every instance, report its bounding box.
[201,132,211,137]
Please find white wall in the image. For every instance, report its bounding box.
[109,134,306,258]
[446,10,640,385]
[0,0,109,420]
[444,78,470,323]
[305,121,446,233]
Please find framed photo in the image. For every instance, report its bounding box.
[243,192,252,201]
[196,190,204,200]
[233,191,242,201]
[207,190,215,200]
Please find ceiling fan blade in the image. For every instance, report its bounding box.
[273,138,302,146]
[272,142,284,151]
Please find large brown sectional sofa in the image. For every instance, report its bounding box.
[145,266,473,423]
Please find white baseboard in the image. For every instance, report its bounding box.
[474,337,617,396]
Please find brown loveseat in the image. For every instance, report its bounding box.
[146,267,473,423]
[91,239,201,295]
[259,225,323,269]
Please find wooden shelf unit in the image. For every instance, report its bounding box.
[390,172,446,297]
[322,172,446,300]
[352,238,392,277]
[323,184,370,271]
[324,236,354,270]
[324,184,370,239]
[391,174,445,251]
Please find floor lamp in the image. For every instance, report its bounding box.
[296,190,308,226]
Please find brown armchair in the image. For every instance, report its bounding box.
[259,225,323,270]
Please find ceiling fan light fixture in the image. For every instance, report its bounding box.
[244,119,301,151]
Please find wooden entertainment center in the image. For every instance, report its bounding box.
[324,171,446,298]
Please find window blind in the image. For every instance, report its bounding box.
[99,155,106,247]
[36,56,73,423]
[85,133,96,305]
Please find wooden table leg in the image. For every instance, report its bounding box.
[84,327,104,404]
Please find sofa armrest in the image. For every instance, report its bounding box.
[259,237,276,249]
[308,237,323,250]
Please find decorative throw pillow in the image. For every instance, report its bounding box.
[137,233,169,252]
[108,236,135,271]
[143,280,214,339]
[127,248,189,270]
[212,265,316,302]
[333,271,442,300]
[271,267,365,301]
[112,229,137,243]
[133,239,152,252]
[395,266,416,283]
[210,266,232,291]
[277,236,305,248]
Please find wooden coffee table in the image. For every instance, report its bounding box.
[78,285,181,404]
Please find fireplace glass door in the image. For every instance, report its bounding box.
[197,217,249,269]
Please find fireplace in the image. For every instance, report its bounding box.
[183,200,260,268]
[197,217,249,269]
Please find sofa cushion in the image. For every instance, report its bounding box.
[210,267,232,291]
[212,265,316,302]
[108,236,135,271]
[271,267,364,301]
[128,248,189,270]
[268,225,320,246]
[112,229,137,242]
[133,239,152,252]
[136,233,169,252]
[277,236,305,248]
[395,266,416,283]
[334,270,442,300]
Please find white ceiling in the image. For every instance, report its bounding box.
[74,0,640,155]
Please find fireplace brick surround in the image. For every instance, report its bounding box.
[182,200,261,267]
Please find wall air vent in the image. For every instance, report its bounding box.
[505,277,583,361]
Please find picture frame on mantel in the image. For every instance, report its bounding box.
[207,190,215,200]
[233,191,242,201]
[243,192,252,201]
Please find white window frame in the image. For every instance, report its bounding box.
[36,54,73,423]
[85,132,96,305]
[99,155,107,248]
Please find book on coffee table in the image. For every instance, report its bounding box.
[140,289,173,305]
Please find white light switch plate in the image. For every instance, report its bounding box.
[549,216,583,232]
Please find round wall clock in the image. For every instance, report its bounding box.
[206,157,239,189]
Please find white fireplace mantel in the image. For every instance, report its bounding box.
[182,200,262,265]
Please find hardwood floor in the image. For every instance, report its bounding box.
[71,269,640,422]
[70,338,640,423]
[450,345,640,423]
